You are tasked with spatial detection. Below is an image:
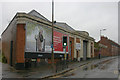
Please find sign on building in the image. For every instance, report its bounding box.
[76,43,81,50]
[25,22,68,53]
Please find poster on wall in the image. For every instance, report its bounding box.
[26,22,52,52]
[53,30,68,53]
[76,43,81,50]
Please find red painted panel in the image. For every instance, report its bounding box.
[53,30,68,52]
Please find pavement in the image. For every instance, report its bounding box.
[1,56,118,79]
[1,58,95,78]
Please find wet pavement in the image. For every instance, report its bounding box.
[1,58,94,78]
[1,56,119,78]
[60,56,118,78]
[0,62,2,79]
[2,63,53,78]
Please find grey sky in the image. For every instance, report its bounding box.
[0,1,118,43]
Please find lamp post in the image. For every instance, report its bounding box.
[51,0,55,72]
[35,35,37,51]
[99,29,106,59]
[100,29,106,39]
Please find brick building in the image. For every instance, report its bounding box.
[94,36,120,58]
[2,10,95,69]
[0,38,1,53]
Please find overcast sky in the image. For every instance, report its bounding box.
[0,0,119,43]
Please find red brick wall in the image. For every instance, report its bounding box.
[94,49,99,57]
[16,24,25,63]
[2,19,17,65]
[76,38,80,43]
[97,36,119,57]
[48,59,60,64]
[100,36,112,56]
[0,39,1,52]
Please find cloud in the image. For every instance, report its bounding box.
[0,2,118,43]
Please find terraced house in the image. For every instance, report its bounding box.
[94,36,120,58]
[2,10,95,69]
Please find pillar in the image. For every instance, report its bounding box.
[15,24,26,69]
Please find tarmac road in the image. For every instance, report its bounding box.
[1,56,119,79]
[59,56,118,78]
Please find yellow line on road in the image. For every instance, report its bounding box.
[50,58,116,78]
[50,62,90,78]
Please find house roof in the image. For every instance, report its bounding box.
[2,10,95,41]
[99,36,120,47]
[75,31,89,36]
[54,22,75,32]
[28,10,76,32]
[28,10,50,22]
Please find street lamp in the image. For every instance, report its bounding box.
[99,29,107,59]
[100,29,106,39]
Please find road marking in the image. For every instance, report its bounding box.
[51,75,61,78]
[47,57,116,78]
[80,65,86,68]
[50,63,90,78]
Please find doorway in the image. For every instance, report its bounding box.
[76,50,79,60]
[10,41,13,66]
[83,41,87,60]
[69,37,74,60]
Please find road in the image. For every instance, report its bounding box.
[57,57,119,78]
[1,56,119,79]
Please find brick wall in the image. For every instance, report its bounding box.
[48,59,60,64]
[76,38,80,43]
[1,21,26,69]
[95,36,120,57]
[0,39,1,53]
[16,24,25,63]
[2,19,17,65]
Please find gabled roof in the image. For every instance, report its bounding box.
[99,36,120,47]
[28,10,75,32]
[55,22,75,32]
[109,39,120,47]
[2,10,94,41]
[75,30,89,36]
[28,10,50,22]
